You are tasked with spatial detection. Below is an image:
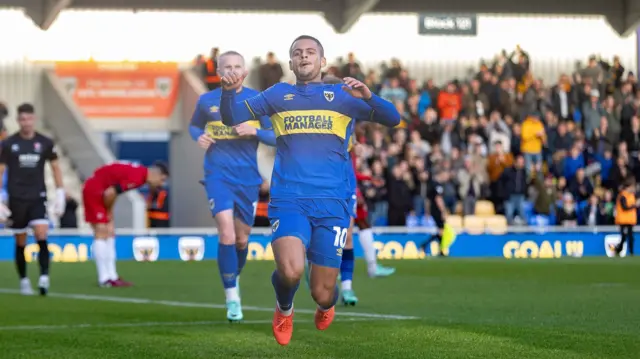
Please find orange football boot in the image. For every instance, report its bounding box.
[272,307,294,346]
[314,306,335,330]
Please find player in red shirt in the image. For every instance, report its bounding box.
[82,161,169,287]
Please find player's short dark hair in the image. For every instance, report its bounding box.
[152,161,169,176]
[17,103,35,115]
[217,51,245,64]
[289,35,324,57]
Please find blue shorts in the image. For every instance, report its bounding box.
[348,193,357,218]
[269,198,351,268]
[205,178,260,226]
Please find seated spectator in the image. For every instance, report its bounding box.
[568,168,594,202]
[557,193,578,227]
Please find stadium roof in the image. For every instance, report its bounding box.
[9,0,640,36]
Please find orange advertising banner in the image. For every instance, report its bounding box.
[54,61,179,118]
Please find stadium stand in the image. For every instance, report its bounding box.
[192,46,637,231]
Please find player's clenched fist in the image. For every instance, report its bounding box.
[234,122,257,137]
[221,71,248,91]
[342,77,372,100]
[197,133,216,150]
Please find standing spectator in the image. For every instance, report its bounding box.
[580,55,604,88]
[622,116,640,154]
[463,79,490,117]
[487,141,513,213]
[582,89,603,140]
[602,95,621,136]
[614,177,637,256]
[486,111,511,152]
[600,190,616,225]
[520,113,545,173]
[259,52,284,91]
[380,78,408,103]
[550,74,573,122]
[458,156,484,215]
[341,52,364,81]
[533,171,557,216]
[387,161,414,225]
[204,47,221,91]
[437,83,461,122]
[563,144,585,181]
[504,155,528,224]
[592,117,617,154]
[600,55,625,95]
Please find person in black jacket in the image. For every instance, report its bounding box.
[503,155,528,224]
[386,161,414,226]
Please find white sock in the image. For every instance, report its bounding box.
[225,287,240,302]
[359,228,378,274]
[106,237,118,281]
[341,280,352,291]
[277,302,293,316]
[92,239,110,284]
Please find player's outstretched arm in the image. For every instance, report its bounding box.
[363,93,401,127]
[220,89,268,127]
[342,78,400,128]
[256,116,276,146]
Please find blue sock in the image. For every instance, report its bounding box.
[271,270,299,312]
[319,284,340,310]
[340,249,354,282]
[236,247,248,275]
[217,243,238,289]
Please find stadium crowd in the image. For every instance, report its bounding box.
[198,47,638,228]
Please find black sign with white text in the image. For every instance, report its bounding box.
[418,14,478,36]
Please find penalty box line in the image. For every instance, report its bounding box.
[0,288,419,321]
[0,318,382,332]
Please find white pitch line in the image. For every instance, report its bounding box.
[0,317,380,332]
[0,288,419,320]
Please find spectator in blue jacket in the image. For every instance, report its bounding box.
[563,145,585,181]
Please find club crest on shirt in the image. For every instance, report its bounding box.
[132,237,159,262]
[34,142,41,153]
[323,90,335,102]
[209,106,219,113]
[284,94,295,101]
[178,236,205,261]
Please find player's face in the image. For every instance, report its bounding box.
[17,113,35,133]
[218,54,245,78]
[289,39,325,82]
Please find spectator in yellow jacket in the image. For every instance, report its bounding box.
[521,113,546,175]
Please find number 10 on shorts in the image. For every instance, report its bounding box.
[333,226,347,248]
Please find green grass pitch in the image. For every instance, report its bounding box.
[0,258,638,358]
